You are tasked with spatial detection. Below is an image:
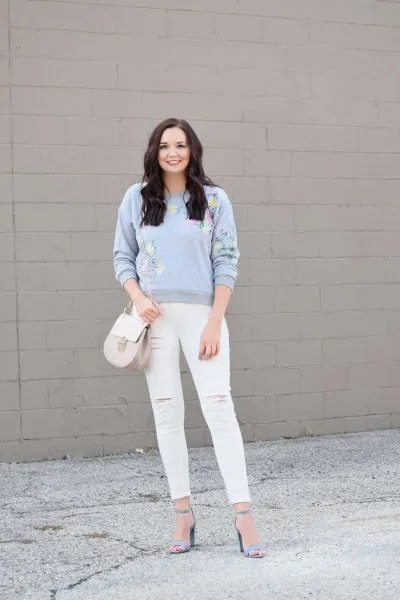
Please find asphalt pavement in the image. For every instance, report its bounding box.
[1,428,399,600]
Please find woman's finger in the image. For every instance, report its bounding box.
[204,344,212,360]
[144,311,156,323]
[198,340,206,360]
[147,308,160,320]
[153,301,164,315]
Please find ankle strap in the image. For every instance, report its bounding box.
[235,507,253,515]
[175,507,191,514]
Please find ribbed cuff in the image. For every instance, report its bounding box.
[118,271,138,287]
[214,274,235,289]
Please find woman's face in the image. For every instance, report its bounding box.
[158,127,190,175]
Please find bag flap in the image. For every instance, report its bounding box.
[110,313,148,342]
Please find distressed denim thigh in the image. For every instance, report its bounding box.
[143,312,182,401]
[179,307,231,399]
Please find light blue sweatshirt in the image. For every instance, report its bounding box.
[113,182,240,305]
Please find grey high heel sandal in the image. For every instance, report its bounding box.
[169,506,196,554]
[235,507,267,558]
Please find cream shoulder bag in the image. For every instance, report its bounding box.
[103,222,152,371]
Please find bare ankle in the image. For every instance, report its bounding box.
[233,501,252,512]
[174,495,191,511]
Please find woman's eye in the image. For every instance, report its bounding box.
[159,144,186,149]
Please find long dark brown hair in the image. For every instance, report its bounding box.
[140,118,218,226]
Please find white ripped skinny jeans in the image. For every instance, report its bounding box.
[141,302,251,504]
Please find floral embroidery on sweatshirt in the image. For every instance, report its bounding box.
[207,194,218,209]
[186,191,221,234]
[188,207,213,234]
[212,224,240,266]
[137,238,165,279]
[168,203,178,215]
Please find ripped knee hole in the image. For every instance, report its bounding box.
[208,395,227,402]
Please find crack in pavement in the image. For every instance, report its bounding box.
[49,546,162,598]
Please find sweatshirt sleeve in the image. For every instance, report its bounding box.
[113,185,140,287]
[210,188,240,289]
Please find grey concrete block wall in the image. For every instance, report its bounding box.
[1,0,400,462]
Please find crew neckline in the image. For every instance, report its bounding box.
[165,190,187,196]
[164,190,188,203]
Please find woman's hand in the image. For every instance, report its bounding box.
[133,294,164,324]
[198,317,222,360]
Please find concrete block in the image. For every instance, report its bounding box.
[324,388,377,418]
[0,116,11,145]
[227,314,253,342]
[253,421,303,441]
[0,57,9,86]
[166,11,217,38]
[229,286,274,314]
[277,393,324,421]
[248,258,295,286]
[0,264,15,292]
[187,427,206,448]
[276,339,321,366]
[102,431,157,455]
[215,14,264,42]
[0,412,20,441]
[0,438,50,463]
[0,351,18,382]
[185,400,206,429]
[0,232,14,261]
[0,88,10,116]
[231,341,275,370]
[297,417,346,436]
[0,322,18,351]
[0,293,16,322]
[345,413,392,433]
[251,313,299,341]
[230,368,255,397]
[322,337,368,365]
[0,145,11,173]
[235,395,278,424]
[0,381,19,411]
[0,174,12,203]
[299,365,347,393]
[273,285,320,312]
[254,366,301,395]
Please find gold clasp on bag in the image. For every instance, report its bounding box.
[118,336,128,352]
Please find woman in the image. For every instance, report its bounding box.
[113,117,266,558]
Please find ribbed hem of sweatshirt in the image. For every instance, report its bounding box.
[214,274,235,289]
[150,289,213,305]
